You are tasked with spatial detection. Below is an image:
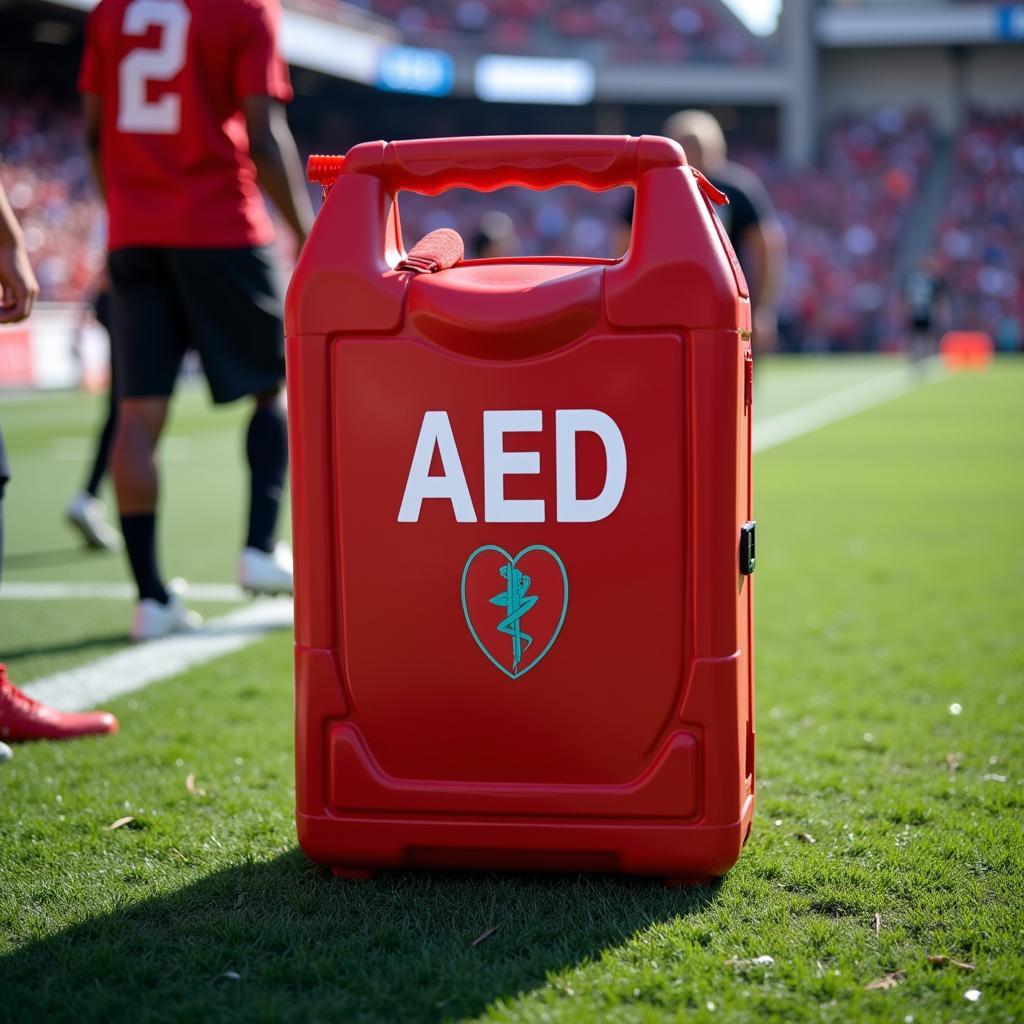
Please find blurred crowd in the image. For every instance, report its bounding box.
[748,108,936,351]
[397,183,629,262]
[1,92,1021,352]
[291,0,772,63]
[0,96,104,302]
[935,111,1024,352]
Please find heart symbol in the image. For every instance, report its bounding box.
[460,544,569,680]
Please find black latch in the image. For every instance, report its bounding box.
[739,521,756,575]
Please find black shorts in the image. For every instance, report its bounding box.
[107,245,285,405]
[0,424,9,495]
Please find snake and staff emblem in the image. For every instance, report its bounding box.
[490,562,538,672]
[461,544,569,679]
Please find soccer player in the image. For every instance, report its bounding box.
[0,177,119,755]
[619,110,787,352]
[79,0,315,640]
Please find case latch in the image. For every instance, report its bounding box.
[739,521,756,575]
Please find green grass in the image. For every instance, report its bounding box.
[1,357,1022,1023]
[0,386,286,681]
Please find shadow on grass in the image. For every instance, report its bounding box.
[2,547,100,571]
[0,848,721,1023]
[1,632,127,660]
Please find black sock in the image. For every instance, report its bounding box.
[0,481,6,591]
[120,513,168,603]
[85,399,118,498]
[245,403,288,554]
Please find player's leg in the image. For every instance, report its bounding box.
[113,395,170,603]
[247,386,287,555]
[0,430,10,761]
[0,425,7,592]
[0,426,118,742]
[909,320,930,365]
[84,290,120,499]
[108,248,200,638]
[170,245,291,595]
[84,393,118,500]
[66,291,121,550]
[239,384,292,592]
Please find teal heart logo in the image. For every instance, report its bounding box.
[461,544,569,680]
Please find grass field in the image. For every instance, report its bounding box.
[1,356,1022,1023]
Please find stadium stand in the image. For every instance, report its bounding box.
[295,0,772,63]
[936,110,1024,352]
[751,107,936,350]
[2,89,1020,353]
[0,95,103,303]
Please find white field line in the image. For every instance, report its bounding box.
[754,361,943,453]
[2,582,248,602]
[21,598,292,712]
[14,363,937,712]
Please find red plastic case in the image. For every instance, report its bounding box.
[286,136,755,882]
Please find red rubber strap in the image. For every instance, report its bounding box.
[396,228,465,273]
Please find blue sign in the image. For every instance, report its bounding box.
[997,5,1024,39]
[377,46,454,96]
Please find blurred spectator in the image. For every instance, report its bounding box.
[397,182,627,261]
[289,0,773,64]
[903,256,950,364]
[935,110,1023,350]
[0,96,104,303]
[2,88,1018,354]
[471,210,522,258]
[754,107,935,351]
[658,109,786,352]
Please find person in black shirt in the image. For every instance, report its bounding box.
[619,110,786,352]
[903,257,949,365]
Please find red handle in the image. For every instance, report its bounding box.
[335,135,685,195]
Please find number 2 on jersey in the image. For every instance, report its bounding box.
[117,0,191,134]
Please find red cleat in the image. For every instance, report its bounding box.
[0,664,119,742]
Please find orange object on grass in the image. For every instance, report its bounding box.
[940,332,993,370]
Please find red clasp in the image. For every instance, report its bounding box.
[692,168,729,206]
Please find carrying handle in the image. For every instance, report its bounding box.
[322,135,686,195]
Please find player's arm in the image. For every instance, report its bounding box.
[0,178,40,323]
[741,216,786,350]
[82,92,105,201]
[243,95,314,250]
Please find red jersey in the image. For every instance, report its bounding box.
[78,0,293,251]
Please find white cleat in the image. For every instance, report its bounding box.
[0,741,12,763]
[238,543,293,596]
[130,592,202,642]
[66,491,121,551]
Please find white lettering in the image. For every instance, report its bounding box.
[483,410,544,523]
[397,411,477,522]
[555,409,627,522]
[118,0,190,135]
[397,408,627,523]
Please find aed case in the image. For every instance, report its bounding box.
[286,136,755,883]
